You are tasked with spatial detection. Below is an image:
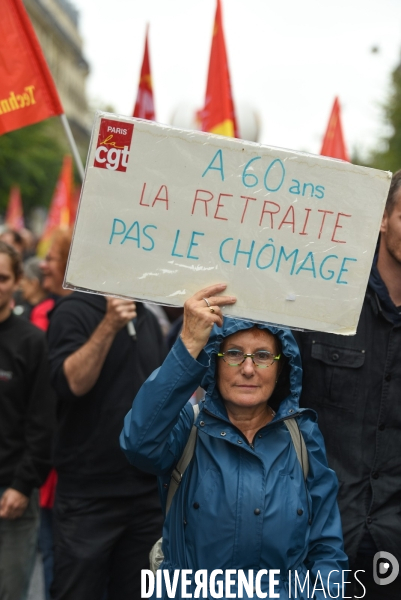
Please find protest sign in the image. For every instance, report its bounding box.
[65,112,391,334]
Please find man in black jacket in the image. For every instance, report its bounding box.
[47,292,166,600]
[0,241,54,600]
[295,170,401,598]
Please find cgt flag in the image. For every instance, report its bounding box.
[5,186,24,230]
[320,97,349,162]
[69,185,81,226]
[133,27,156,121]
[199,0,238,138]
[0,0,63,135]
[37,156,73,257]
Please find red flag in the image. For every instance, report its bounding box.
[0,0,63,136]
[199,0,238,137]
[37,156,72,256]
[320,97,349,161]
[5,186,24,230]
[69,185,81,226]
[133,28,156,121]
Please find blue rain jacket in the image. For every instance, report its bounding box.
[121,318,348,599]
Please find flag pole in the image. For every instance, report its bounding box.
[60,114,85,181]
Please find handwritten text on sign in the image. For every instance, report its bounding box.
[65,113,391,334]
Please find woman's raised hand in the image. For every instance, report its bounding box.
[180,284,236,359]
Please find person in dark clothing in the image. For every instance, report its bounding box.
[47,291,166,600]
[295,170,401,599]
[0,241,55,600]
[38,227,73,600]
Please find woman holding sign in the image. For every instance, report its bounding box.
[121,284,348,599]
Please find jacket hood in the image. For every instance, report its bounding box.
[201,317,303,421]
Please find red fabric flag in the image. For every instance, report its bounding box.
[320,97,349,161]
[5,186,24,230]
[69,185,81,226]
[0,0,63,136]
[37,156,72,256]
[133,28,156,121]
[199,0,238,137]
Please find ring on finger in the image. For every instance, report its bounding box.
[202,297,211,307]
[210,307,215,314]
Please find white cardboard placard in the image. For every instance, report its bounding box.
[65,112,391,334]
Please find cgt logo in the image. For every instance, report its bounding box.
[94,119,134,173]
[373,551,399,586]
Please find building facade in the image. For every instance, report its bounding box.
[24,0,91,147]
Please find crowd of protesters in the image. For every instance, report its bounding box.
[0,225,185,600]
[0,169,400,600]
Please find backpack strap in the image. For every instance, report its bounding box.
[284,418,309,480]
[166,403,200,515]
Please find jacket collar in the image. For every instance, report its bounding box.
[368,255,401,326]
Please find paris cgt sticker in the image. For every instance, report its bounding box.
[94,118,134,173]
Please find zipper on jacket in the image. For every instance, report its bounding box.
[250,412,302,447]
[203,407,253,444]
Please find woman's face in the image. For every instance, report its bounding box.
[217,328,280,411]
[0,253,19,319]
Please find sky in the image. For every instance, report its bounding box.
[73,0,401,159]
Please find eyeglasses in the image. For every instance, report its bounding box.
[217,349,281,368]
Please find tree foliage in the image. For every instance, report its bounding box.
[0,118,70,219]
[370,64,401,173]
